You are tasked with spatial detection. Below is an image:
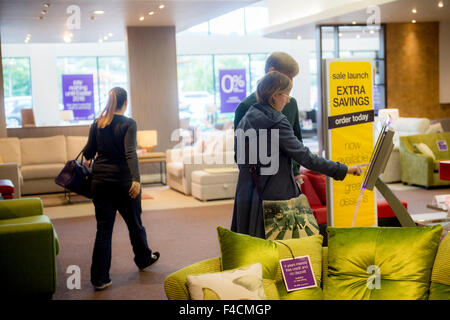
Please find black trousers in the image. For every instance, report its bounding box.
[90,180,153,284]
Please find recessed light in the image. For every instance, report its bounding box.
[98,38,103,43]
[438,1,444,8]
[63,34,72,43]
[412,8,417,14]
[297,35,302,40]
[139,16,145,21]
[108,32,113,37]
[41,10,47,15]
[159,4,165,9]
[338,32,343,37]
[356,34,360,39]
[412,19,417,23]
[352,21,356,25]
[94,10,104,15]
[43,3,50,8]
[104,35,108,40]
[369,30,375,34]
[148,11,154,15]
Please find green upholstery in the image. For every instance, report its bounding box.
[399,132,450,187]
[165,229,450,300]
[0,198,59,296]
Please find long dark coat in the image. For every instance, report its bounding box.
[231,103,348,238]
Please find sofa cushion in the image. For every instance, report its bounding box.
[191,169,238,185]
[325,225,443,300]
[429,234,450,300]
[300,175,323,207]
[0,137,22,166]
[21,135,67,166]
[187,263,268,300]
[66,136,88,161]
[304,171,327,204]
[21,163,65,180]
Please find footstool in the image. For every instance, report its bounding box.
[191,168,238,201]
[0,179,15,200]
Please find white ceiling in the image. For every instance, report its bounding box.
[0,0,258,43]
[264,0,450,39]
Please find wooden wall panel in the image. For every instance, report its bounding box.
[386,22,449,119]
[126,26,179,153]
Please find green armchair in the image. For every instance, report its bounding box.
[0,198,59,297]
[399,132,450,188]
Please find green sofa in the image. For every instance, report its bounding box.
[164,229,450,300]
[399,132,450,187]
[0,198,59,297]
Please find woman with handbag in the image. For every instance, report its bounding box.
[232,71,362,239]
[83,87,159,290]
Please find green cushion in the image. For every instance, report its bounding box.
[429,233,450,300]
[217,226,279,280]
[217,226,324,300]
[325,226,442,300]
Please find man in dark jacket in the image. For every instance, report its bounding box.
[234,52,303,177]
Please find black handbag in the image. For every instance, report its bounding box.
[55,150,93,199]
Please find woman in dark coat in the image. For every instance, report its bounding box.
[231,71,362,238]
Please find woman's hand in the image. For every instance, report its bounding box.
[347,165,363,176]
[129,181,141,199]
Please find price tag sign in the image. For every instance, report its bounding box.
[280,255,317,292]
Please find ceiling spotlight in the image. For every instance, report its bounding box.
[438,1,444,8]
[41,10,47,15]
[412,19,417,23]
[38,16,45,20]
[148,11,154,15]
[159,4,165,9]
[104,35,108,40]
[43,3,50,8]
[63,34,72,43]
[338,32,343,37]
[98,38,103,43]
[352,21,356,25]
[90,15,95,20]
[297,35,302,40]
[139,16,145,21]
[93,10,104,15]
[356,34,360,39]
[369,30,375,34]
[412,8,417,13]
[108,32,113,37]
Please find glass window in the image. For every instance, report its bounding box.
[249,53,268,92]
[210,9,245,36]
[177,55,214,128]
[214,54,249,105]
[2,57,32,128]
[98,56,129,115]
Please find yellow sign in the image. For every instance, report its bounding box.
[326,60,376,227]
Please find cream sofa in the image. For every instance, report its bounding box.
[166,130,237,195]
[0,135,88,196]
[376,109,431,183]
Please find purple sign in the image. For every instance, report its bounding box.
[62,74,95,121]
[280,256,317,291]
[219,69,246,113]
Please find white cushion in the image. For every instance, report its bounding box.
[21,135,67,166]
[66,136,88,160]
[166,162,184,178]
[0,137,21,166]
[413,143,436,160]
[187,263,266,300]
[21,163,65,180]
[425,123,444,134]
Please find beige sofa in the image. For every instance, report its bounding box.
[0,135,88,196]
[166,130,237,195]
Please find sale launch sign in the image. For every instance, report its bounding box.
[219,69,246,113]
[323,59,377,227]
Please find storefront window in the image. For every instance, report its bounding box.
[2,57,32,128]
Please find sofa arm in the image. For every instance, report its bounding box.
[0,162,21,198]
[0,198,44,220]
[164,257,222,300]
[0,215,58,295]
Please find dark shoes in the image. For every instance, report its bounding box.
[140,252,160,271]
[93,280,112,291]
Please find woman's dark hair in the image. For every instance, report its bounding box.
[97,87,127,128]
[256,71,292,106]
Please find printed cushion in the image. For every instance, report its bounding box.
[217,226,324,300]
[429,234,450,300]
[325,226,443,300]
[187,263,273,300]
